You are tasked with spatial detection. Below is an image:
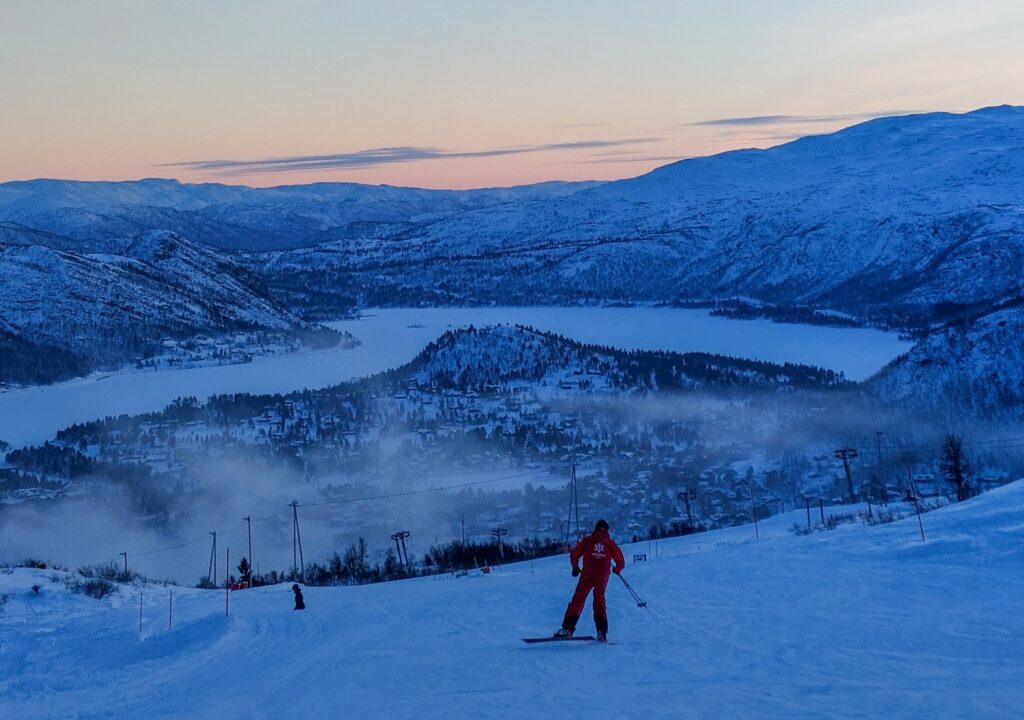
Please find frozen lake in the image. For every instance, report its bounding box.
[0,307,912,449]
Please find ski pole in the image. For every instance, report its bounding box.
[619,575,647,608]
[616,573,648,608]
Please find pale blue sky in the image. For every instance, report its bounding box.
[2,0,1022,188]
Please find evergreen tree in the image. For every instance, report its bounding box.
[237,556,252,584]
[940,434,969,501]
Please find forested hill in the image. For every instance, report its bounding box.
[870,303,1024,419]
[405,325,848,392]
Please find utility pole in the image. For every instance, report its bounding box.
[565,461,580,545]
[119,551,128,579]
[291,501,305,583]
[225,548,230,616]
[243,516,252,583]
[399,531,410,567]
[391,533,403,566]
[874,431,885,504]
[492,527,508,561]
[391,530,410,567]
[834,446,859,502]
[677,489,697,528]
[208,531,217,586]
[748,484,759,540]
[573,462,580,541]
[460,516,466,545]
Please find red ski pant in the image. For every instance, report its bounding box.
[562,573,609,631]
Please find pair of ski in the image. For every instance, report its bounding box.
[522,635,612,644]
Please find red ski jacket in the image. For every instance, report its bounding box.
[570,529,625,579]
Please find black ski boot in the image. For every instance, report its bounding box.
[556,613,579,639]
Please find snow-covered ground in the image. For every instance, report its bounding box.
[0,307,910,449]
[3,483,1020,719]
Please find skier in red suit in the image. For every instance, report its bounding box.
[554,519,625,642]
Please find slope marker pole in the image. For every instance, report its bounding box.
[904,465,926,542]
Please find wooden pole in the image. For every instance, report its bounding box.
[875,431,885,504]
[572,461,580,541]
[291,502,306,583]
[244,515,252,584]
[169,589,173,629]
[225,548,230,617]
[834,446,859,502]
[749,484,759,540]
[292,502,298,578]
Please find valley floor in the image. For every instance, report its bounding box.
[2,485,1022,719]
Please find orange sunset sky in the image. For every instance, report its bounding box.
[2,0,1023,189]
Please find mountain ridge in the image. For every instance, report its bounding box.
[0,230,339,385]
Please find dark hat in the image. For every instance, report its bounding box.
[594,519,609,532]
[292,584,300,591]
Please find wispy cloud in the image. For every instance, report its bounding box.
[162,138,663,175]
[553,122,610,129]
[579,154,688,165]
[687,110,912,127]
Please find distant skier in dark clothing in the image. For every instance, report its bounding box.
[292,584,305,610]
[555,519,624,642]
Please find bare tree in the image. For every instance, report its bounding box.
[940,434,968,502]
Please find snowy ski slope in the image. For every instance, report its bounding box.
[2,484,1022,719]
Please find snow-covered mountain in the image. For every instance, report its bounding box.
[4,107,1023,322]
[257,106,1024,320]
[4,106,1023,404]
[0,230,326,384]
[870,303,1024,418]
[0,178,600,252]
